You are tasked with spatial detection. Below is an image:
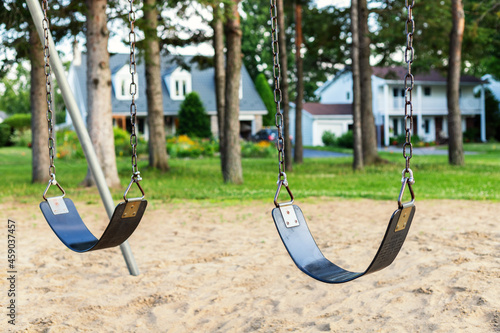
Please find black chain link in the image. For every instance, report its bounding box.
[403,0,415,177]
[128,0,140,179]
[269,0,286,182]
[42,0,55,179]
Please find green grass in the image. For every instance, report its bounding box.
[303,145,353,154]
[1,145,499,204]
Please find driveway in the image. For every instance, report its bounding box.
[302,149,350,158]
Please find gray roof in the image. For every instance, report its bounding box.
[73,54,266,116]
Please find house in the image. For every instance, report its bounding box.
[0,111,7,124]
[291,67,486,146]
[289,103,353,146]
[67,53,267,140]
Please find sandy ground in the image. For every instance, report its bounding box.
[1,198,499,332]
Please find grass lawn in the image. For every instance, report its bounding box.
[1,143,499,204]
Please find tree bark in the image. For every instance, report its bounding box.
[144,0,169,171]
[447,0,465,166]
[277,0,292,171]
[83,0,120,187]
[222,0,243,184]
[30,28,49,183]
[350,0,363,170]
[212,2,226,173]
[293,1,303,164]
[358,0,379,165]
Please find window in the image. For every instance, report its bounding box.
[114,72,139,101]
[168,69,192,100]
[393,88,404,97]
[393,118,399,136]
[424,87,431,96]
[121,80,126,97]
[424,119,430,134]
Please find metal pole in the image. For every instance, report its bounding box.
[26,0,140,276]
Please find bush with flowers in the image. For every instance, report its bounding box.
[55,127,147,160]
[241,140,275,158]
[166,135,218,158]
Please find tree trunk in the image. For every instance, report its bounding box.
[351,0,363,170]
[293,1,303,164]
[222,0,243,184]
[144,0,169,171]
[30,28,49,183]
[358,0,379,165]
[83,0,120,187]
[447,0,465,166]
[277,0,292,171]
[212,3,226,173]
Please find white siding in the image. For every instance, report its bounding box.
[318,72,352,104]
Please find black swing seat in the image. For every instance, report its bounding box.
[272,204,415,283]
[40,198,147,252]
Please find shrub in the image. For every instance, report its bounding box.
[463,128,480,143]
[3,114,31,131]
[167,135,218,158]
[336,130,354,149]
[322,131,336,147]
[241,140,275,158]
[177,92,212,138]
[0,124,12,147]
[255,73,276,127]
[10,129,32,147]
[56,130,84,159]
[390,133,422,146]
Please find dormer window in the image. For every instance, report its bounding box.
[165,67,192,100]
[175,79,188,98]
[113,65,139,100]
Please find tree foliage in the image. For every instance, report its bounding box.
[371,0,499,77]
[178,92,212,138]
[254,73,276,126]
[485,88,500,141]
[0,65,30,115]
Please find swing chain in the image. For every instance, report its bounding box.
[269,0,286,183]
[42,0,55,180]
[128,0,140,181]
[403,0,415,184]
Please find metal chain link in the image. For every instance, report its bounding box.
[403,0,415,183]
[128,0,140,180]
[42,0,56,180]
[269,0,286,183]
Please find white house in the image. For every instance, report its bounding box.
[292,66,486,146]
[67,52,267,140]
[289,103,352,146]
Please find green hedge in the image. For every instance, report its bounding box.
[2,114,31,131]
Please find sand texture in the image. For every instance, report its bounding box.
[1,199,499,332]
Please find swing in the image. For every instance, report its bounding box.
[39,0,147,253]
[268,0,416,283]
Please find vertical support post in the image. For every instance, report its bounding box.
[416,85,423,139]
[480,84,486,142]
[383,84,390,147]
[26,0,140,276]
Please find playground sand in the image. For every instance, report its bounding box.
[2,199,499,332]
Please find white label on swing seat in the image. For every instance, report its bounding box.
[280,205,300,228]
[47,197,69,215]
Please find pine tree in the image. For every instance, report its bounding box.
[178,92,212,138]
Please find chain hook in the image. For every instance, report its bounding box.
[123,173,145,202]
